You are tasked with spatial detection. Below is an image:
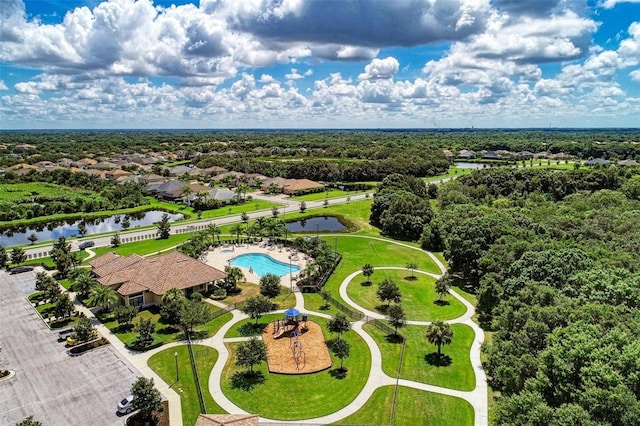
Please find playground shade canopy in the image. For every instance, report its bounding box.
[284,308,300,317]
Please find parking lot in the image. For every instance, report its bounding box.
[0,270,141,426]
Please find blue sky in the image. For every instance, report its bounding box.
[1,0,639,129]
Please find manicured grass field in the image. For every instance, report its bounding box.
[224,313,283,338]
[221,316,370,420]
[150,198,282,221]
[148,345,226,426]
[303,292,340,317]
[85,234,195,262]
[346,270,465,321]
[423,166,473,182]
[215,282,295,310]
[338,385,474,426]
[364,323,476,391]
[321,236,442,307]
[291,190,350,201]
[0,182,96,202]
[98,305,232,348]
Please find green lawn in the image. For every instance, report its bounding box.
[148,345,225,426]
[337,385,474,426]
[150,198,282,221]
[224,313,283,338]
[214,282,295,310]
[98,305,232,348]
[291,190,350,201]
[364,323,476,391]
[85,234,195,262]
[221,317,370,420]
[346,270,465,321]
[423,166,474,182]
[303,292,340,317]
[320,236,442,307]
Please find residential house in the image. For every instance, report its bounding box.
[89,251,226,307]
[260,177,293,193]
[105,169,132,180]
[283,179,325,195]
[618,159,639,167]
[457,149,476,159]
[201,166,228,176]
[212,171,245,185]
[584,158,611,166]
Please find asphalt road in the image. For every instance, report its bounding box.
[0,270,141,426]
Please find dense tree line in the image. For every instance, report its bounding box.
[429,167,640,425]
[369,173,434,240]
[4,130,640,173]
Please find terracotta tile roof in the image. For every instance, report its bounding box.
[195,414,259,426]
[91,251,226,297]
[283,178,324,193]
[88,252,119,269]
[93,254,144,278]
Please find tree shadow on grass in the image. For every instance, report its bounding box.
[424,352,452,367]
[375,304,389,314]
[237,322,267,337]
[230,371,266,391]
[385,333,404,344]
[156,326,180,335]
[360,281,372,287]
[329,367,348,379]
[434,300,451,306]
[113,324,135,333]
[404,276,418,282]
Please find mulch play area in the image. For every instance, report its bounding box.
[263,318,332,374]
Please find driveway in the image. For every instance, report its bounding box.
[0,270,141,426]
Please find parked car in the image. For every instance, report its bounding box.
[79,240,95,250]
[117,395,135,414]
[9,266,34,274]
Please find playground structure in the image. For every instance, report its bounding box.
[264,310,332,374]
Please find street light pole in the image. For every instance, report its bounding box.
[174,351,179,383]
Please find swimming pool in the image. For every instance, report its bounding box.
[229,253,301,278]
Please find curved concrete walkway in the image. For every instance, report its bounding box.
[85,235,486,426]
[196,236,487,425]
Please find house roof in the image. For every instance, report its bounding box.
[92,251,226,297]
[584,158,611,166]
[618,159,639,166]
[195,414,259,426]
[283,178,324,193]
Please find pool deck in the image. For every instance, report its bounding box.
[204,242,309,288]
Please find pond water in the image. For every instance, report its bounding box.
[230,253,301,278]
[285,216,346,232]
[454,162,488,169]
[0,210,183,247]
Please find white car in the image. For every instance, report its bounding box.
[117,395,134,414]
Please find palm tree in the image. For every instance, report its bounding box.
[180,185,193,205]
[224,266,245,286]
[426,321,453,355]
[71,270,98,299]
[237,183,251,203]
[162,288,185,304]
[207,223,221,245]
[230,223,244,242]
[435,274,451,301]
[87,285,119,312]
[362,264,374,283]
[254,217,266,237]
[406,262,417,279]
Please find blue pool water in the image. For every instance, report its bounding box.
[229,253,301,278]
